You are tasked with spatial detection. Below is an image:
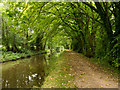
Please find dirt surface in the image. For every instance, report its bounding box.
[65,50,118,88]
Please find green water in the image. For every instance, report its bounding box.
[2,53,60,88]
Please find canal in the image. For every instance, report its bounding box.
[2,52,61,88]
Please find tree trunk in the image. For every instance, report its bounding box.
[6,23,10,51]
[2,18,5,44]
[12,32,18,52]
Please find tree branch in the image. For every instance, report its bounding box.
[82,2,98,13]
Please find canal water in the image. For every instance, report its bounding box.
[2,52,61,88]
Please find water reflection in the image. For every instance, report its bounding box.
[2,55,47,88]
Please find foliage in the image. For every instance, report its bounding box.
[1,2,120,68]
[2,50,43,62]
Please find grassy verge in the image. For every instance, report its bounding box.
[41,51,75,88]
[1,50,47,63]
[89,57,119,77]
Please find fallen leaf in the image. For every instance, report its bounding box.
[50,78,53,80]
[98,85,103,88]
[105,84,109,86]
[78,80,80,82]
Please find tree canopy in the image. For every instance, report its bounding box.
[1,2,120,67]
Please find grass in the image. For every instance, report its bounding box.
[1,50,47,62]
[41,52,75,88]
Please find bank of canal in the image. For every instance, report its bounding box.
[2,52,62,88]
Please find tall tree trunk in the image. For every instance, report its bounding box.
[91,9,96,56]
[5,22,10,51]
[26,30,28,49]
[36,36,40,51]
[2,18,5,44]
[84,2,113,47]
[95,2,113,40]
[12,32,18,52]
[95,2,113,54]
[43,39,47,50]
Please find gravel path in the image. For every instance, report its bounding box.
[65,50,118,88]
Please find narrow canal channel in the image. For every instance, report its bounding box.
[2,52,60,88]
